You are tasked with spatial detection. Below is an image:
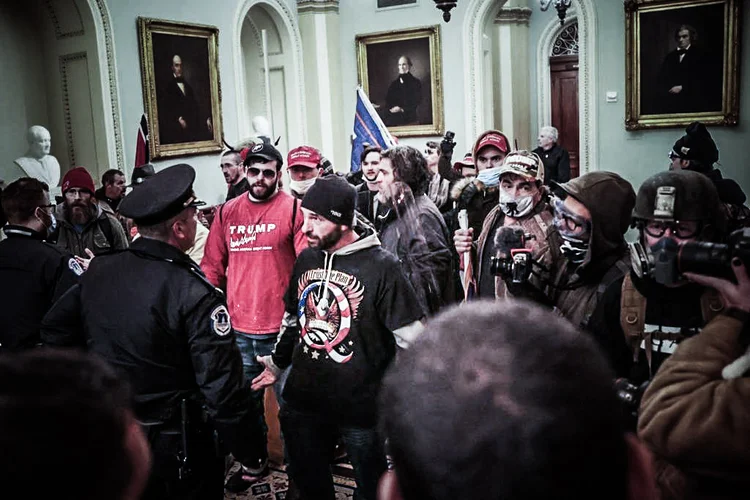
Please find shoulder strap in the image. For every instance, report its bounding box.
[292,197,298,230]
[620,273,647,364]
[97,216,116,247]
[700,288,724,322]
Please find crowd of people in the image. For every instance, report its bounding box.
[0,120,749,500]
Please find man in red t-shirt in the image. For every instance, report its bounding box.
[202,141,306,490]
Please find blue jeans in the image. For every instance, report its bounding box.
[280,405,387,500]
[235,332,277,462]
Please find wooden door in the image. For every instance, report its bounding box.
[550,55,580,178]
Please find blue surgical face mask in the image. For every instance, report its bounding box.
[476,166,503,188]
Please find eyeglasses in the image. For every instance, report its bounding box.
[643,220,701,239]
[552,197,592,236]
[247,167,277,179]
[37,203,55,214]
[668,150,681,161]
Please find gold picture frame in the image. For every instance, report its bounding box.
[624,0,742,130]
[138,17,223,159]
[356,25,443,137]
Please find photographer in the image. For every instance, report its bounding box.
[637,259,750,499]
[589,170,727,384]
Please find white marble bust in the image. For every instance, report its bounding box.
[3,126,61,189]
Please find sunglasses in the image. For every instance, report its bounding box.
[643,220,701,239]
[247,167,277,179]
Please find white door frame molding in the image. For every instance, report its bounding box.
[233,0,308,142]
[85,0,126,173]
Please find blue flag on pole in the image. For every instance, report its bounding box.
[350,87,395,172]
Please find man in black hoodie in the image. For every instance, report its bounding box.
[544,172,636,331]
[251,176,424,500]
[669,121,749,231]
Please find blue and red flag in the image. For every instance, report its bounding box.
[350,87,395,172]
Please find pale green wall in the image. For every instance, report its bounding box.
[338,0,470,157]
[528,1,750,194]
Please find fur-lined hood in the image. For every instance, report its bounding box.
[450,177,486,201]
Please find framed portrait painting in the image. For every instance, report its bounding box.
[138,17,224,159]
[356,26,443,137]
[624,0,742,130]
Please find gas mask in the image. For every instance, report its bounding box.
[289,177,317,196]
[552,197,591,264]
[629,237,686,286]
[498,190,535,218]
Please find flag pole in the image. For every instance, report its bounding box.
[262,29,274,139]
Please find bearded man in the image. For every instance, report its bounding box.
[52,166,129,259]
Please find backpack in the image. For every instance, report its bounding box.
[49,215,116,249]
[619,273,724,374]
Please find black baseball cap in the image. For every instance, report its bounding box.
[242,141,284,168]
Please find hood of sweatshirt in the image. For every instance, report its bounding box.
[552,171,636,278]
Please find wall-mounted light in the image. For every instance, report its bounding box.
[434,0,458,22]
[540,0,572,25]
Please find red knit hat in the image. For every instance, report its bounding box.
[61,166,96,194]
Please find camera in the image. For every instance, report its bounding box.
[615,378,650,432]
[491,226,535,284]
[440,130,456,157]
[642,228,750,286]
[490,249,533,284]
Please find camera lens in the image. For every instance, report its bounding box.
[677,241,731,278]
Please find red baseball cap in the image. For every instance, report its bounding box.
[475,132,510,156]
[287,146,322,169]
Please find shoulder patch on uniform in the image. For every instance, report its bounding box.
[210,305,232,336]
[68,258,84,276]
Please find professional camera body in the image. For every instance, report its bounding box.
[615,378,650,432]
[633,228,750,286]
[490,226,534,284]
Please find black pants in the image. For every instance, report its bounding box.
[280,405,387,500]
[142,425,225,500]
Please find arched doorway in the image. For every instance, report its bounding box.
[233,0,307,152]
[0,0,122,187]
[464,0,597,174]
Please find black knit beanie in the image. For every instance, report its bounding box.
[671,122,719,171]
[301,175,357,226]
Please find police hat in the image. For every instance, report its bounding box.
[119,164,205,225]
[243,141,284,168]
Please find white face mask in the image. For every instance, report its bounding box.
[498,190,535,218]
[289,177,317,196]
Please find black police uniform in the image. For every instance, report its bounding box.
[0,225,81,350]
[40,164,264,499]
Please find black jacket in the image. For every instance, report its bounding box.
[533,144,570,184]
[40,237,257,463]
[0,225,81,350]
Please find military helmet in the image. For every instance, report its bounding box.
[633,169,726,232]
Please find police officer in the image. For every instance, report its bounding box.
[41,164,266,499]
[589,169,727,385]
[0,177,81,350]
